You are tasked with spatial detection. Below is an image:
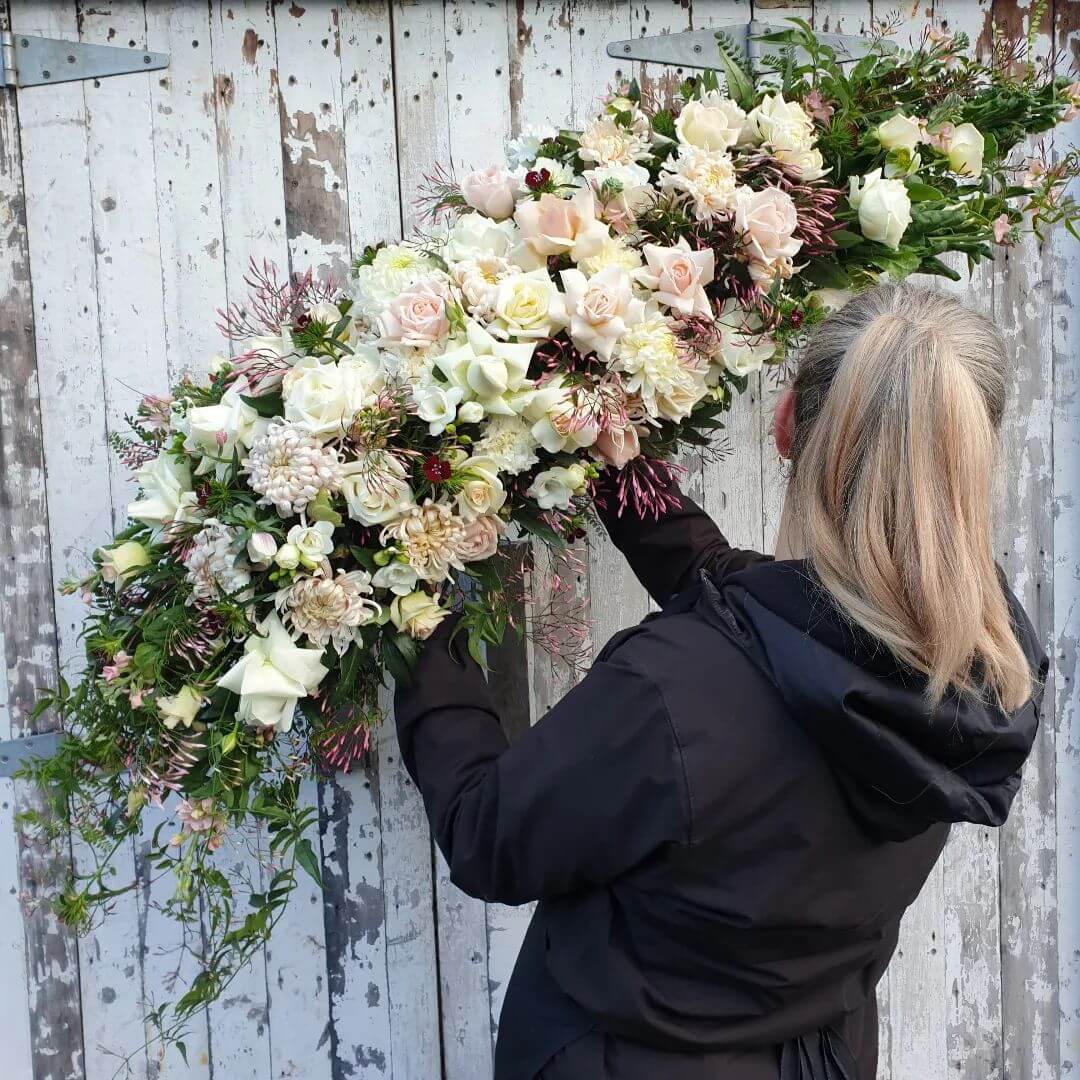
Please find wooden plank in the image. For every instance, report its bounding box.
[1051,4,1079,1072]
[993,3,1060,1075]
[507,0,572,135]
[0,3,72,1075]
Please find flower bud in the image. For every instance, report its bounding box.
[274,543,301,570]
[247,531,278,566]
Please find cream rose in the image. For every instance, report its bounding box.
[460,166,517,220]
[560,265,645,362]
[490,269,568,340]
[340,453,416,526]
[390,591,451,640]
[377,277,451,349]
[282,351,384,438]
[877,113,923,154]
[734,186,803,271]
[675,94,746,151]
[457,515,503,562]
[157,686,204,731]
[745,93,815,153]
[455,457,507,522]
[635,239,714,317]
[513,188,609,263]
[848,169,912,249]
[98,540,151,591]
[526,464,588,511]
[944,122,985,178]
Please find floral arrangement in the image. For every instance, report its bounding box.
[22,15,1077,1055]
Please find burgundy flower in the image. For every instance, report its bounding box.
[423,454,452,483]
[524,167,551,191]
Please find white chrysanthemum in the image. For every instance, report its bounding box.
[472,416,541,476]
[381,500,467,583]
[577,237,644,277]
[579,115,651,167]
[660,146,739,222]
[185,521,252,603]
[505,127,550,171]
[277,568,381,656]
[352,245,439,318]
[614,315,708,422]
[244,421,343,517]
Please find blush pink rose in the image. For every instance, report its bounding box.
[514,188,609,262]
[733,186,802,271]
[594,419,641,468]
[635,241,714,317]
[460,166,517,220]
[457,514,502,562]
[378,278,451,349]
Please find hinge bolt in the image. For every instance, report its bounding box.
[41,69,50,78]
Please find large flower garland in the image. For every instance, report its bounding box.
[23,18,1077,1052]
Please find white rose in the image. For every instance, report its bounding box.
[435,320,534,417]
[274,543,301,570]
[944,122,985,178]
[490,269,568,340]
[390,591,451,640]
[413,382,464,436]
[746,93,815,153]
[526,464,588,510]
[810,287,854,312]
[675,94,746,151]
[286,520,335,569]
[877,113,923,154]
[848,169,913,249]
[182,386,260,477]
[340,453,415,526]
[217,612,328,733]
[459,166,517,220]
[444,213,519,265]
[457,400,485,424]
[372,560,420,596]
[778,146,828,181]
[98,540,151,591]
[455,457,507,522]
[127,451,199,535]
[560,265,645,362]
[157,685,204,730]
[247,531,278,566]
[283,351,384,438]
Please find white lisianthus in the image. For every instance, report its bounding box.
[435,320,534,416]
[413,382,464,436]
[443,213,520,266]
[560,265,645,362]
[340,452,416,527]
[98,540,151,591]
[635,239,715,318]
[489,269,568,340]
[848,169,913,249]
[286,520,335,570]
[457,400,485,424]
[127,451,200,536]
[216,612,328,734]
[247,531,278,566]
[352,245,439,318]
[659,145,739,222]
[472,415,541,475]
[389,591,451,640]
[182,385,261,477]
[613,315,708,422]
[455,456,507,522]
[943,122,985,178]
[675,93,746,151]
[526,464,588,511]
[157,686,204,731]
[877,113,923,153]
[522,378,600,453]
[372,560,420,596]
[282,350,384,439]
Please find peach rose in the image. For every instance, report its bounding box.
[460,166,517,220]
[635,240,714,317]
[457,514,502,562]
[378,278,451,349]
[733,186,802,270]
[594,419,641,468]
[514,188,609,263]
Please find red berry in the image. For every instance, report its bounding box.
[423,455,452,483]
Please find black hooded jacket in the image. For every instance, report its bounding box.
[393,485,1047,1080]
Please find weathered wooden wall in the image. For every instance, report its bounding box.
[0,1,1075,1078]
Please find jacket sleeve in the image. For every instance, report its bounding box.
[393,618,690,905]
[597,472,770,606]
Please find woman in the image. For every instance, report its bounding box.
[393,282,1048,1080]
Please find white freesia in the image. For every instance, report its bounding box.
[526,464,588,511]
[282,350,384,438]
[182,385,261,477]
[675,93,746,151]
[455,456,507,522]
[157,686,204,731]
[286,520,335,570]
[413,382,464,436]
[848,169,913,249]
[340,452,416,526]
[127,451,200,536]
[216,612,329,734]
[489,269,568,340]
[560,265,645,361]
[435,320,535,416]
[878,113,923,153]
[372,560,420,596]
[944,122,985,178]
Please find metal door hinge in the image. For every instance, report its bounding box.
[0,30,168,89]
[0,732,64,779]
[608,20,893,73]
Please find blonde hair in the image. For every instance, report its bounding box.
[788,282,1032,711]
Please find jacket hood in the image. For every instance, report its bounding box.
[700,560,1048,842]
